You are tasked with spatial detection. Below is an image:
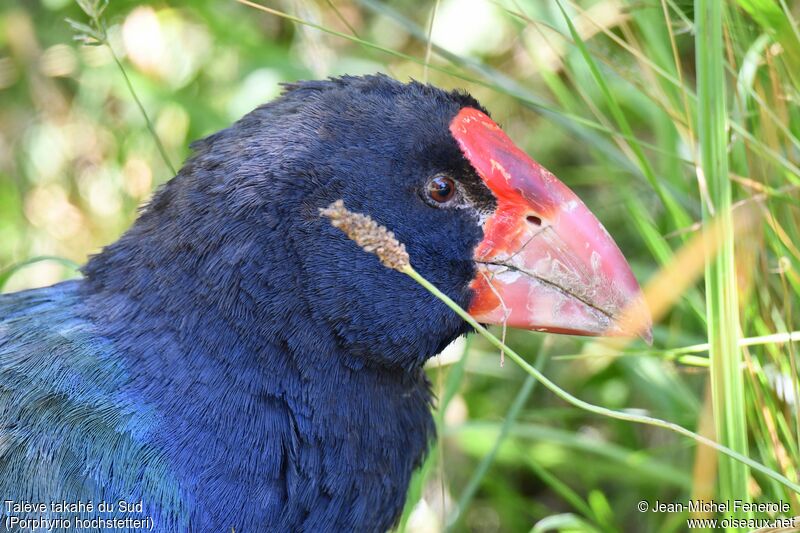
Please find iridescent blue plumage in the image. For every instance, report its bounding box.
[0,75,491,531]
[0,281,183,530]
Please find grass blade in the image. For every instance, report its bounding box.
[695,0,751,521]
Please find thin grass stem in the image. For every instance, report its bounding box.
[448,346,549,530]
[695,0,751,520]
[401,265,800,496]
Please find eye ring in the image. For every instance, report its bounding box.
[426,175,456,204]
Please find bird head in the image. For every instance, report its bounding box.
[88,75,650,370]
[270,76,650,368]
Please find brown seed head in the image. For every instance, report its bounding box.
[319,200,410,272]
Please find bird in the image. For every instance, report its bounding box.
[0,74,649,532]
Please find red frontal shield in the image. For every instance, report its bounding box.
[450,108,651,341]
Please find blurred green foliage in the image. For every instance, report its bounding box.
[1,0,799,532]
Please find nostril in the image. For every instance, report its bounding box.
[526,215,542,226]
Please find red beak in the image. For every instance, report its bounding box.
[450,108,652,342]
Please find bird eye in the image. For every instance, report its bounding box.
[426,176,456,204]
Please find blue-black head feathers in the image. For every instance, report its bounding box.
[84,74,493,370]
[78,75,499,530]
[5,74,500,533]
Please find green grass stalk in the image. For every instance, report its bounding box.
[320,198,799,501]
[401,265,799,496]
[68,0,176,176]
[0,257,81,291]
[695,0,751,521]
[448,350,547,530]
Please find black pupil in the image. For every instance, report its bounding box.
[430,177,454,202]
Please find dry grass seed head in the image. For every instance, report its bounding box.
[319,200,410,272]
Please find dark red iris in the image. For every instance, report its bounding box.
[427,176,455,203]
